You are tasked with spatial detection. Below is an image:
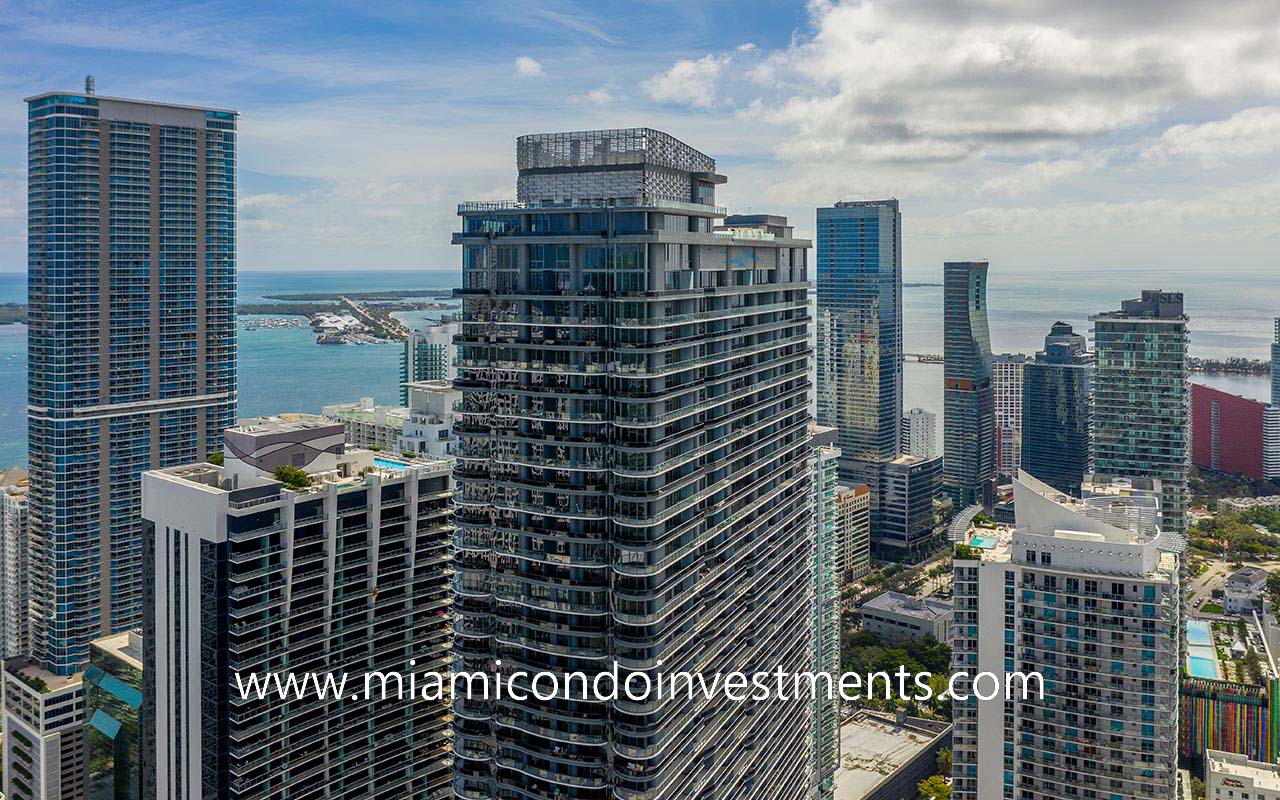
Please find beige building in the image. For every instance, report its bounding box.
[2,659,86,800]
[1207,749,1280,799]
[838,483,872,580]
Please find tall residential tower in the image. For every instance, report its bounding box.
[943,261,995,509]
[452,129,816,800]
[951,472,1180,800]
[25,90,237,674]
[815,200,902,489]
[1020,322,1093,496]
[141,420,454,799]
[1092,291,1190,538]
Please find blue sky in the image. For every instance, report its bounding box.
[2,0,1280,279]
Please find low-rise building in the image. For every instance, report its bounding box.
[1207,748,1280,800]
[1219,496,1280,514]
[397,380,461,459]
[1226,565,1270,614]
[834,711,952,800]
[2,659,86,800]
[322,398,410,452]
[860,591,953,642]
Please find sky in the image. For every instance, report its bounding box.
[2,0,1280,280]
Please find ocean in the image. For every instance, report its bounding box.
[0,268,1274,468]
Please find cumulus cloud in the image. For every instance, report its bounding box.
[739,0,1280,166]
[572,83,617,106]
[514,56,545,78]
[979,155,1107,197]
[643,53,732,109]
[1145,106,1280,164]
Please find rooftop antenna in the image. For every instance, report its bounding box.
[84,75,95,95]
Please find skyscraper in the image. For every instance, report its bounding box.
[810,426,841,800]
[452,128,815,800]
[141,419,454,799]
[943,261,995,509]
[951,472,1180,800]
[901,407,937,460]
[1020,322,1093,496]
[992,353,1027,476]
[1272,318,1279,407]
[0,467,29,660]
[815,200,902,489]
[25,89,237,675]
[400,321,459,404]
[1092,290,1190,537]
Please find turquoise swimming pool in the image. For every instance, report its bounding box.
[1187,620,1213,647]
[971,535,998,549]
[1186,620,1221,679]
[1188,655,1220,679]
[373,456,408,472]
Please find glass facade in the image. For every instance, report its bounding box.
[1272,318,1279,407]
[26,92,236,674]
[1020,323,1093,496]
[85,632,144,800]
[1091,291,1190,538]
[943,261,995,509]
[452,129,815,800]
[815,200,902,489]
[400,322,458,404]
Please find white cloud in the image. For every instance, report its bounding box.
[514,56,545,78]
[643,53,731,109]
[1145,106,1280,164]
[571,83,617,106]
[740,0,1280,166]
[979,155,1106,197]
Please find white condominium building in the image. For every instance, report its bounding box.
[951,471,1180,800]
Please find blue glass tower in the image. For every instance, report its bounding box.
[25,90,236,674]
[1020,322,1093,496]
[815,200,902,535]
[942,260,995,509]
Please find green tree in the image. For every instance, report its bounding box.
[273,465,313,490]
[207,451,224,466]
[917,774,951,800]
[935,748,952,775]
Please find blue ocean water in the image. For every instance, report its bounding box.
[0,267,1273,468]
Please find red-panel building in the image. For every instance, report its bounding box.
[1192,383,1280,481]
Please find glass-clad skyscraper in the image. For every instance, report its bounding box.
[942,261,995,509]
[452,128,815,800]
[1021,322,1093,496]
[1092,290,1190,538]
[815,200,902,491]
[25,90,237,674]
[1271,318,1279,407]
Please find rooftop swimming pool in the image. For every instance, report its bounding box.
[373,456,408,472]
[970,535,998,549]
[1186,620,1221,679]
[1188,655,1220,679]
[1187,619,1213,647]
